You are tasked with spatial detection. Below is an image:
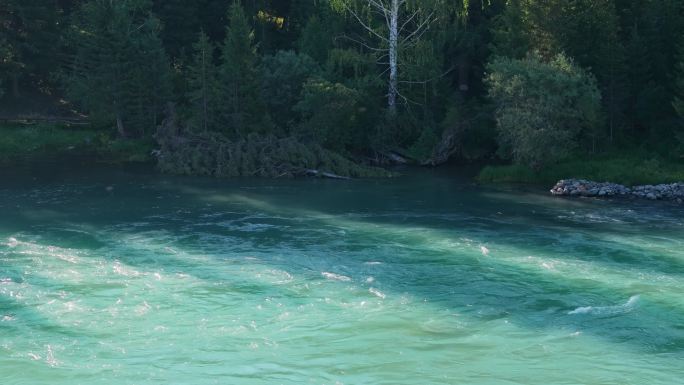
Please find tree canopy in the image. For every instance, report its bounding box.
[2,0,684,172]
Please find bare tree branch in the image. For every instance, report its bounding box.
[336,35,389,51]
[339,1,388,42]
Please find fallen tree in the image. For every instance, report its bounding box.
[155,107,391,179]
[421,123,463,166]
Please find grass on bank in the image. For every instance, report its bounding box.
[477,155,684,186]
[0,123,154,164]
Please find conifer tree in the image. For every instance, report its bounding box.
[186,31,219,132]
[217,2,267,137]
[298,15,332,64]
[0,0,62,97]
[64,0,172,138]
[672,39,684,149]
[489,0,529,59]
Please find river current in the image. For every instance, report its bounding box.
[1,166,683,384]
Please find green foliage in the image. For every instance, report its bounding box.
[216,2,268,137]
[672,38,684,153]
[407,126,440,161]
[672,41,684,118]
[298,16,332,64]
[489,0,529,59]
[478,155,684,186]
[63,0,172,138]
[94,137,155,163]
[0,123,93,162]
[0,38,12,98]
[486,53,602,168]
[185,31,220,132]
[0,1,63,94]
[5,0,684,179]
[295,79,365,151]
[440,98,498,161]
[0,123,153,164]
[325,48,381,88]
[259,51,320,131]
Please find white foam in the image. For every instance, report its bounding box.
[322,272,351,282]
[7,237,19,248]
[369,288,386,299]
[45,345,58,367]
[568,295,640,315]
[568,306,593,315]
[112,261,140,277]
[480,246,490,256]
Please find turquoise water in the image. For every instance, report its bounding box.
[1,166,683,384]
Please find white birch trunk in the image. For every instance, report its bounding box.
[388,0,399,116]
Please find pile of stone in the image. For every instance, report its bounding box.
[550,179,684,202]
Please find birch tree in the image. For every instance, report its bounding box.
[330,0,454,116]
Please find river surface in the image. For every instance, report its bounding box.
[1,165,683,384]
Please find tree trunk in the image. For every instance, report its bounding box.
[202,46,208,132]
[388,0,399,116]
[116,113,126,138]
[458,55,470,92]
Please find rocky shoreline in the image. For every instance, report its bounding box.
[550,179,684,203]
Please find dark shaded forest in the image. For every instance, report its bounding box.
[2,0,684,180]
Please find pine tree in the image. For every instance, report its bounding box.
[298,15,332,64]
[216,2,267,137]
[673,40,684,125]
[670,29,684,154]
[489,0,530,59]
[625,25,661,132]
[64,0,172,138]
[153,0,200,59]
[0,0,62,97]
[186,31,219,132]
[0,37,10,98]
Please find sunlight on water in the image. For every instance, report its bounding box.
[1,167,683,384]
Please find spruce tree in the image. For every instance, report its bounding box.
[64,0,172,138]
[489,0,530,59]
[186,31,219,132]
[298,15,333,64]
[0,0,61,97]
[672,39,684,150]
[0,38,9,98]
[217,2,267,137]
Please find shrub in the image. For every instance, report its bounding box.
[486,53,601,169]
[295,79,365,151]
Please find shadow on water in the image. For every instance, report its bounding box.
[1,165,683,355]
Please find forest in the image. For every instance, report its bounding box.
[2,0,684,182]
[3,3,684,383]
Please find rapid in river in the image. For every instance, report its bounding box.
[1,165,683,384]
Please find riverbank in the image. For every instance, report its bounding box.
[0,123,154,164]
[477,155,684,186]
[550,179,684,202]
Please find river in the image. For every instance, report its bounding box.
[1,165,683,384]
